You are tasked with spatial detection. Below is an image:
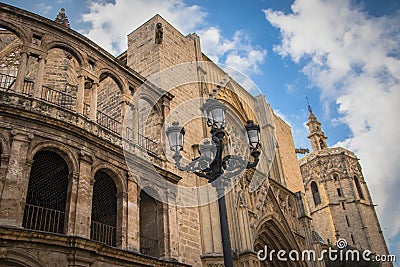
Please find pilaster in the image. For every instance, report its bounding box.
[13,51,28,94]
[89,83,98,120]
[76,75,85,114]
[33,56,46,98]
[69,150,94,238]
[0,129,33,227]
[125,174,139,250]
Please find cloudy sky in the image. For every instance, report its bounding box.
[4,0,400,259]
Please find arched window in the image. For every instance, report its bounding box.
[319,139,325,149]
[333,173,339,181]
[0,28,23,93]
[354,176,364,199]
[97,74,122,134]
[311,181,321,206]
[42,47,80,110]
[140,190,164,257]
[23,151,69,234]
[137,98,162,154]
[90,170,117,246]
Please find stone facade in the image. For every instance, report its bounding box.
[0,4,325,267]
[300,108,392,266]
[274,115,305,194]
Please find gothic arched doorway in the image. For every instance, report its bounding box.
[254,219,303,267]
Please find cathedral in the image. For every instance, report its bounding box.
[0,3,391,267]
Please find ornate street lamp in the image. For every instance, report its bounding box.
[166,121,185,152]
[166,98,261,267]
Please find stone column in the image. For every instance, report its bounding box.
[89,83,98,121]
[0,152,10,186]
[125,175,139,250]
[117,191,127,248]
[235,191,252,251]
[159,201,169,259]
[165,188,179,260]
[132,97,139,144]
[33,56,46,99]
[69,151,94,238]
[66,171,79,236]
[120,94,131,136]
[0,129,33,227]
[76,75,85,114]
[13,51,28,94]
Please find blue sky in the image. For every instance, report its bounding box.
[4,0,400,260]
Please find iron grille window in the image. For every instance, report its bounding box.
[90,171,117,246]
[139,190,163,257]
[22,151,69,234]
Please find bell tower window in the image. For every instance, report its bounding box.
[354,176,364,199]
[319,139,326,149]
[311,181,321,206]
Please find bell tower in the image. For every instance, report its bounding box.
[299,102,392,265]
[306,101,327,152]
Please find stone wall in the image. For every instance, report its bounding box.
[127,15,204,266]
[42,47,79,96]
[0,228,189,267]
[97,76,122,121]
[273,114,305,193]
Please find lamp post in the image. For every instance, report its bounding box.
[166,98,261,267]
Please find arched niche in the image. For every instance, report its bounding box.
[97,72,123,133]
[137,97,162,154]
[41,46,80,110]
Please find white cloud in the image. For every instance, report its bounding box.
[264,0,400,253]
[35,3,52,16]
[197,27,235,62]
[196,27,267,93]
[198,28,267,76]
[80,0,267,80]
[80,0,207,54]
